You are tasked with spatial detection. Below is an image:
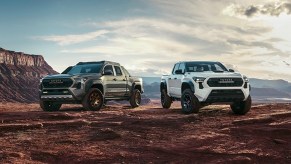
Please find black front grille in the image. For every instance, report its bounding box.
[207,78,243,87]
[206,89,245,102]
[42,78,73,88]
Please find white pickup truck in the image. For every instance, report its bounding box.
[160,61,251,115]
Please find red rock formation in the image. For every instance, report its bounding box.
[0,48,58,102]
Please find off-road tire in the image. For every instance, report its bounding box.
[130,89,141,108]
[161,89,172,108]
[181,89,200,114]
[82,88,104,111]
[231,96,252,115]
[40,100,62,112]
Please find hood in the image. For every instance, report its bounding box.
[185,71,242,78]
[43,73,102,79]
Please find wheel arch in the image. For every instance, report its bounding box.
[181,80,195,93]
[132,82,142,92]
[90,83,104,94]
[160,80,167,92]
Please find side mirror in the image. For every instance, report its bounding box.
[103,70,113,75]
[175,69,183,74]
[229,69,235,72]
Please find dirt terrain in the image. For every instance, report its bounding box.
[0,101,290,163]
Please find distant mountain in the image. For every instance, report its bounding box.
[250,88,290,98]
[0,48,57,102]
[249,78,291,90]
[142,77,160,98]
[283,86,291,92]
[249,78,291,98]
[143,82,160,98]
[142,77,161,85]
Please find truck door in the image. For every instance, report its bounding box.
[103,64,116,97]
[113,65,127,97]
[121,66,131,96]
[172,63,185,97]
[168,63,180,96]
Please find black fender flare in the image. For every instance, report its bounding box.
[86,80,104,93]
[181,80,195,93]
[85,80,94,93]
[160,80,167,92]
[131,82,142,93]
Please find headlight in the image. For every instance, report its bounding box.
[243,75,249,82]
[82,77,88,83]
[74,78,81,82]
[74,77,88,83]
[193,77,206,82]
[39,78,43,83]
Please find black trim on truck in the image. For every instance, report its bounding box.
[205,89,245,103]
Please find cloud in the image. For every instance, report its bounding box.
[283,61,290,66]
[38,0,291,81]
[224,1,291,18]
[245,6,259,17]
[36,30,109,45]
[61,36,194,56]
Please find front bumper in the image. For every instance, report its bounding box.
[194,80,250,103]
[39,87,86,102]
[205,89,245,103]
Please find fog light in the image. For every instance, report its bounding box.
[244,82,248,88]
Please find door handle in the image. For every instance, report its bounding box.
[168,78,171,80]
[113,78,117,81]
[174,78,177,80]
[123,79,126,81]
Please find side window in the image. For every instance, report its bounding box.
[178,63,185,73]
[214,64,224,71]
[172,63,180,74]
[114,66,123,76]
[103,65,114,75]
[186,64,197,72]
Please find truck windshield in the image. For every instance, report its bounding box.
[67,64,103,74]
[185,62,228,72]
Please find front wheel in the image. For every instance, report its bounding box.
[230,96,252,115]
[181,89,200,114]
[130,89,141,108]
[161,89,172,108]
[40,100,62,112]
[82,88,104,111]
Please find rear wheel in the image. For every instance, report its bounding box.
[40,100,62,112]
[130,89,141,108]
[181,89,200,114]
[161,89,172,108]
[231,96,252,115]
[82,88,104,111]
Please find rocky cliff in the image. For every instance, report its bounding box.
[0,48,58,102]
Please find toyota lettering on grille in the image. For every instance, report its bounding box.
[218,78,234,83]
[49,79,63,84]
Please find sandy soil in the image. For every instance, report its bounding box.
[0,101,290,163]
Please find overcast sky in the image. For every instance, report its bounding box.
[0,0,291,81]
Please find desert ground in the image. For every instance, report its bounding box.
[0,100,290,163]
